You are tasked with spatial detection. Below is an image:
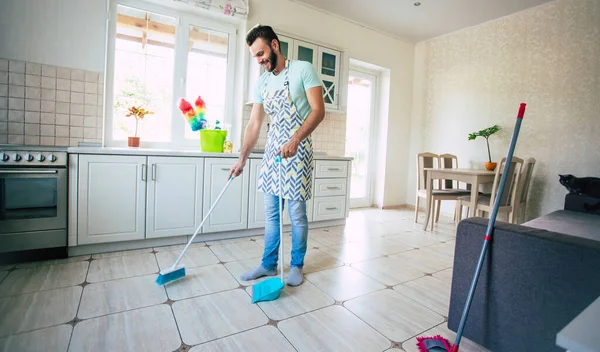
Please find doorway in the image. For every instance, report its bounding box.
[345,69,377,208]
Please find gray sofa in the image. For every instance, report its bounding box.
[448,194,600,352]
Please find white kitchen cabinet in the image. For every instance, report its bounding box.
[318,46,341,110]
[245,31,344,111]
[77,154,147,245]
[278,34,294,60]
[247,158,266,229]
[145,156,204,239]
[69,150,351,253]
[313,196,347,222]
[315,160,348,178]
[202,158,250,233]
[293,40,318,66]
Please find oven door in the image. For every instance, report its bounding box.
[0,168,67,234]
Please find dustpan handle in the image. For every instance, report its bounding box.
[276,155,284,282]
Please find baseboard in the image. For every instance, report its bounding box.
[381,204,413,210]
[67,219,347,256]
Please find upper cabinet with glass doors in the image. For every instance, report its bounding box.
[248,33,342,111]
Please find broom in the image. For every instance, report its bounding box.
[416,103,527,352]
[156,175,236,286]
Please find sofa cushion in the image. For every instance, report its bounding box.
[523,210,600,242]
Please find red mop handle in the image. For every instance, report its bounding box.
[517,103,526,119]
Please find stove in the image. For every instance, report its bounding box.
[0,144,69,255]
[0,145,68,167]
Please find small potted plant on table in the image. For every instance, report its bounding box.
[126,106,153,147]
[468,124,501,170]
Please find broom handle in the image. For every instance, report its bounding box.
[173,175,235,268]
[454,103,526,348]
[277,155,284,282]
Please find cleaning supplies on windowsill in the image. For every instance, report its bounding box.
[178,95,231,153]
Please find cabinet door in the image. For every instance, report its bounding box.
[293,40,318,65]
[202,158,250,233]
[312,196,346,222]
[146,156,204,238]
[247,158,266,229]
[77,154,147,244]
[278,35,294,59]
[318,47,341,109]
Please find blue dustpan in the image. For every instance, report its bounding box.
[252,155,285,303]
[251,277,285,303]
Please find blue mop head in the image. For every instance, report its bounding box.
[156,266,186,286]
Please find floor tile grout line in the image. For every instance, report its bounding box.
[168,304,185,349]
[0,323,73,341]
[337,299,395,350]
[389,282,451,321]
[67,259,91,352]
[11,256,91,270]
[0,279,88,299]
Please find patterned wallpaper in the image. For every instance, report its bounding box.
[411,0,600,220]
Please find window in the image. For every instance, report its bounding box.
[184,25,230,140]
[105,1,237,148]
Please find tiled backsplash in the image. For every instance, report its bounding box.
[0,58,103,146]
[241,105,347,156]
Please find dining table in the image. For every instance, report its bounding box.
[423,167,496,231]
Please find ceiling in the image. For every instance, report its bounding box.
[288,0,556,42]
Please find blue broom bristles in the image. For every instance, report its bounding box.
[156,267,186,285]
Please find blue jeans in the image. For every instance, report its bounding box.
[261,192,308,271]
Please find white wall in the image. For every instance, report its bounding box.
[0,0,107,72]
[407,0,600,220]
[247,0,415,207]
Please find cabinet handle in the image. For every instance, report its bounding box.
[221,167,231,171]
[327,168,341,171]
[152,164,156,181]
[326,207,338,211]
[326,186,340,190]
[141,164,147,181]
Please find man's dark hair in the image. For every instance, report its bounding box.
[246,24,279,47]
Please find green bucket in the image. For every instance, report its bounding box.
[200,129,227,152]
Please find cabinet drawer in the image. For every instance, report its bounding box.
[312,196,346,221]
[315,160,348,178]
[314,178,347,197]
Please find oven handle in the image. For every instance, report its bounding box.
[0,170,58,174]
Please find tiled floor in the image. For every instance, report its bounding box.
[0,208,489,352]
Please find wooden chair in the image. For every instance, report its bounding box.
[415,152,470,228]
[437,153,471,222]
[457,156,524,224]
[415,152,439,223]
[515,158,536,224]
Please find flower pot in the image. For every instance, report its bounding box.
[484,162,497,171]
[128,137,140,147]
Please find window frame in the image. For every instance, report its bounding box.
[104,0,238,149]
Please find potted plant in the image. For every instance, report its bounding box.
[468,124,501,170]
[126,106,153,147]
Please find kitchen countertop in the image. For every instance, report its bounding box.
[67,146,354,160]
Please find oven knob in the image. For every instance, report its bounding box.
[13,153,22,162]
[37,154,45,162]
[1,153,8,162]
[25,153,34,162]
[48,154,57,162]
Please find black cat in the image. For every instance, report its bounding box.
[559,174,600,211]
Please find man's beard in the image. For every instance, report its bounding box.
[266,46,278,72]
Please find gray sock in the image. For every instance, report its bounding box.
[287,267,303,286]
[240,265,277,281]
